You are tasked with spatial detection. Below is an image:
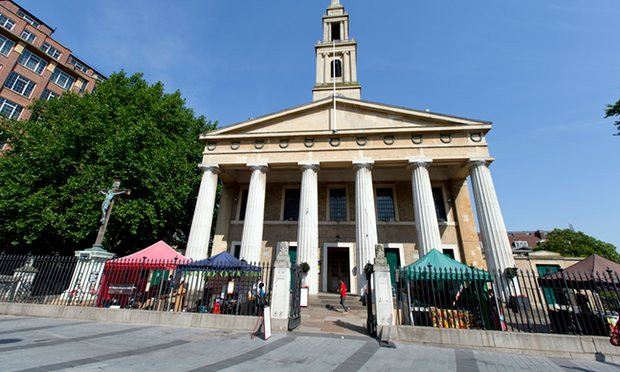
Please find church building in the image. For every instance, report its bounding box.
[185,0,516,295]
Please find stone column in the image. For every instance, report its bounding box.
[297,162,320,294]
[239,163,268,263]
[324,54,330,82]
[469,158,516,275]
[408,157,442,257]
[344,51,351,82]
[373,244,395,326]
[270,242,291,320]
[354,160,378,293]
[316,53,323,85]
[185,164,220,260]
[211,183,233,256]
[351,49,357,82]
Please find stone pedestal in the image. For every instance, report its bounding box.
[62,247,115,302]
[270,242,292,320]
[373,244,395,326]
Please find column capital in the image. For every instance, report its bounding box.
[247,162,269,173]
[468,157,494,169]
[352,159,374,170]
[198,164,221,174]
[408,157,432,169]
[298,161,320,171]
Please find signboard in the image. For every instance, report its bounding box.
[300,286,309,307]
[263,306,272,340]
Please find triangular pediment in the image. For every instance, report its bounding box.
[203,97,491,139]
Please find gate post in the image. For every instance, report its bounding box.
[373,244,395,326]
[270,242,291,319]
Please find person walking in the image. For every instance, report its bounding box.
[339,279,349,314]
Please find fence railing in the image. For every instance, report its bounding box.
[0,254,274,317]
[395,267,620,336]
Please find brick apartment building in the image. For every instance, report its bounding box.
[0,1,104,126]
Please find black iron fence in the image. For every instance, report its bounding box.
[0,254,274,317]
[395,267,620,337]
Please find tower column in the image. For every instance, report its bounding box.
[297,162,320,294]
[344,51,351,82]
[185,164,220,260]
[240,163,268,263]
[351,49,357,82]
[354,160,378,293]
[408,157,442,257]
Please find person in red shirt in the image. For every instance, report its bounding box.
[339,279,349,314]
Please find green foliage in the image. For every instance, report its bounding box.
[605,99,620,136]
[300,262,310,273]
[0,72,215,255]
[536,229,619,263]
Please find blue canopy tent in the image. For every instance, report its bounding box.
[176,252,261,277]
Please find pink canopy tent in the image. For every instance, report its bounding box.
[97,241,188,307]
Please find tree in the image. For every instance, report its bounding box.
[0,72,215,255]
[605,99,620,136]
[536,229,619,263]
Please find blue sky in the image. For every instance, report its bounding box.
[19,0,620,248]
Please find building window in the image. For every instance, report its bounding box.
[70,57,88,73]
[432,187,447,222]
[442,248,455,260]
[20,29,36,43]
[329,187,347,221]
[238,189,249,221]
[331,59,342,78]
[282,188,300,221]
[0,98,23,119]
[331,22,341,41]
[513,240,529,249]
[79,81,88,94]
[40,89,58,101]
[41,42,61,60]
[230,243,241,259]
[4,72,36,97]
[0,13,15,31]
[50,69,75,90]
[376,188,396,222]
[0,34,14,56]
[18,49,46,74]
[17,10,39,28]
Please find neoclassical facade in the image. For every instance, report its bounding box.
[186,0,516,295]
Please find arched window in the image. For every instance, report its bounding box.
[331,59,342,78]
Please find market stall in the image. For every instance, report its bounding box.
[539,254,620,336]
[96,241,188,308]
[175,252,264,315]
[399,249,499,330]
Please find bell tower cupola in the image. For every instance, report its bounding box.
[312,0,361,101]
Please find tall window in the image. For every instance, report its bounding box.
[40,89,58,101]
[0,97,23,119]
[70,57,88,73]
[4,72,36,97]
[0,34,14,56]
[50,69,75,90]
[238,189,249,221]
[17,10,39,27]
[331,22,341,41]
[376,188,396,222]
[20,29,36,43]
[432,187,447,222]
[41,42,61,60]
[282,188,300,221]
[329,188,347,221]
[18,49,46,74]
[0,13,15,31]
[331,59,342,78]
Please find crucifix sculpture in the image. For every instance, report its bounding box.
[93,180,130,249]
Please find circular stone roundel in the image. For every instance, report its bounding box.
[279,139,289,148]
[356,136,367,146]
[254,140,264,149]
[470,133,482,142]
[440,134,452,144]
[304,138,314,148]
[207,142,217,151]
[230,141,240,150]
[411,135,423,145]
[383,136,394,145]
[330,137,340,147]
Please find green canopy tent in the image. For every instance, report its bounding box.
[399,249,499,330]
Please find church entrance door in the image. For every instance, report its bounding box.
[327,247,350,293]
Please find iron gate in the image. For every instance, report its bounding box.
[364,263,376,337]
[288,264,302,331]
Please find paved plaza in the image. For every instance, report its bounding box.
[0,315,618,371]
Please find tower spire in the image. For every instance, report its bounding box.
[312,1,361,101]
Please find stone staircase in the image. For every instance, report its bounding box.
[294,293,370,336]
